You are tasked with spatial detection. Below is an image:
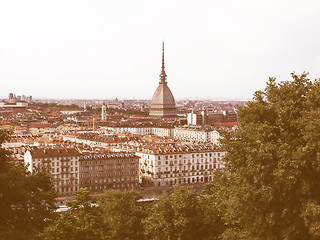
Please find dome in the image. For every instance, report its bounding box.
[151,83,175,107]
[149,82,176,117]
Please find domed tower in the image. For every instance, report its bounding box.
[149,42,177,117]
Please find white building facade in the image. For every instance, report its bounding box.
[24,148,81,198]
[114,144,226,187]
[174,127,221,145]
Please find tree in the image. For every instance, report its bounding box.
[144,186,214,240]
[220,73,320,239]
[97,188,145,240]
[0,129,57,239]
[43,188,107,240]
[200,170,229,240]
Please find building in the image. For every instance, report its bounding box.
[79,152,139,193]
[174,126,221,145]
[114,143,226,187]
[101,125,174,138]
[187,110,207,125]
[0,101,28,108]
[149,42,177,118]
[63,133,133,149]
[207,111,224,124]
[24,148,82,198]
[1,93,31,107]
[24,147,140,202]
[101,104,107,120]
[225,110,238,122]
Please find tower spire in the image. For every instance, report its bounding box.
[159,41,167,83]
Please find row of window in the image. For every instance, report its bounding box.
[80,177,138,184]
[49,167,79,173]
[33,160,78,166]
[80,158,137,165]
[155,152,224,160]
[82,171,138,178]
[157,163,222,172]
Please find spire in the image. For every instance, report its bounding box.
[159,41,167,84]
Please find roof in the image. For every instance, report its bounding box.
[28,123,50,128]
[150,83,176,107]
[29,147,81,158]
[117,142,224,155]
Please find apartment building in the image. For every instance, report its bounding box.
[24,147,140,200]
[101,126,174,138]
[24,148,81,198]
[114,143,226,187]
[79,152,139,193]
[173,126,221,145]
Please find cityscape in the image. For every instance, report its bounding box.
[2,43,241,203]
[1,1,320,239]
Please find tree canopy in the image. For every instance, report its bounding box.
[0,129,57,239]
[144,185,225,240]
[220,72,320,239]
[42,188,106,240]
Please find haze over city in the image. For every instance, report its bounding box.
[1,0,320,100]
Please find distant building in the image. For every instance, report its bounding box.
[101,125,174,138]
[26,95,32,103]
[1,93,30,108]
[174,126,221,145]
[207,112,224,124]
[187,110,207,125]
[225,110,238,122]
[8,93,14,101]
[101,104,107,120]
[149,42,176,118]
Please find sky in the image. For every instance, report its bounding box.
[1,0,320,100]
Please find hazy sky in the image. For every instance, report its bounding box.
[1,0,320,100]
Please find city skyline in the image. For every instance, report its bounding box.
[1,0,320,100]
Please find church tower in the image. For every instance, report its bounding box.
[149,42,177,117]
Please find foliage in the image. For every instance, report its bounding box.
[42,188,107,240]
[0,129,57,240]
[144,186,224,240]
[97,188,145,240]
[40,103,81,109]
[44,188,145,240]
[220,72,320,239]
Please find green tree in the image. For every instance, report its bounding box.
[220,73,320,239]
[144,186,210,240]
[0,129,57,239]
[97,188,145,240]
[200,170,229,240]
[43,188,107,240]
